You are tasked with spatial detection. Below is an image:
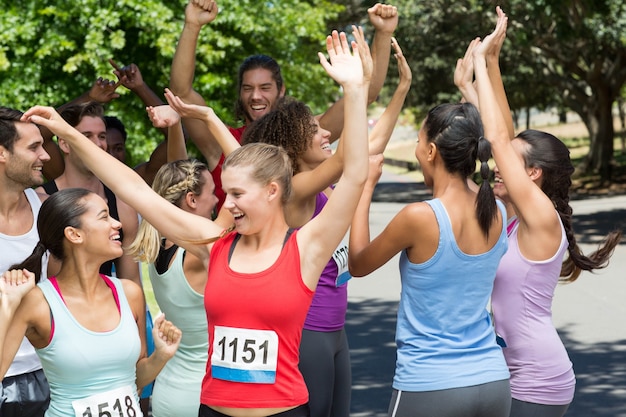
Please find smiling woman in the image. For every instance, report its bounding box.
[0,188,182,417]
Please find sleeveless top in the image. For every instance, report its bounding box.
[393,198,510,391]
[0,188,47,376]
[201,230,314,408]
[148,246,208,417]
[303,191,350,332]
[36,275,141,417]
[41,181,121,276]
[212,126,245,212]
[491,215,575,405]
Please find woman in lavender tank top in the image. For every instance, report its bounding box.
[472,8,622,416]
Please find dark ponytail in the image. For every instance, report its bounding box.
[476,136,497,239]
[424,103,497,238]
[9,188,92,282]
[9,241,48,283]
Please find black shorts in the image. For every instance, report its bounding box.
[0,368,50,417]
[199,403,310,417]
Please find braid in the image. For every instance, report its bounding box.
[516,129,623,282]
[476,136,498,239]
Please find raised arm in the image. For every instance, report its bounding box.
[319,3,398,142]
[474,8,559,236]
[169,0,224,170]
[298,31,369,290]
[146,105,188,162]
[164,88,241,158]
[21,107,223,263]
[368,37,411,155]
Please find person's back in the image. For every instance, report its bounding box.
[395,197,509,391]
[349,102,511,417]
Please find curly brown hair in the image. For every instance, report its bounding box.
[241,97,316,175]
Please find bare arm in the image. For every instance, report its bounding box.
[170,0,224,169]
[22,106,224,263]
[146,105,188,162]
[298,31,369,290]
[474,8,561,254]
[368,37,411,155]
[320,4,398,142]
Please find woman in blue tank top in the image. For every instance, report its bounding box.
[349,101,511,417]
[0,188,182,417]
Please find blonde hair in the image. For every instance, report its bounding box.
[128,159,213,263]
[223,143,292,205]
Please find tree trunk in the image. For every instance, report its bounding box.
[580,92,615,182]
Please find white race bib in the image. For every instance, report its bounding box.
[332,239,351,287]
[211,326,279,384]
[72,385,141,417]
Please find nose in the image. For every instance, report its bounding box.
[112,217,122,230]
[40,148,51,162]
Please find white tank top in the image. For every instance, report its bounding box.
[0,188,48,376]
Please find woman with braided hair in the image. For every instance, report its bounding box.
[473,8,621,417]
[348,100,511,417]
[127,159,227,417]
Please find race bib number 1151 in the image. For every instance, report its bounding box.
[211,326,279,384]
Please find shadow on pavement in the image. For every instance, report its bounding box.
[346,299,397,417]
[558,327,626,416]
[346,300,626,417]
[372,182,430,204]
[572,209,626,245]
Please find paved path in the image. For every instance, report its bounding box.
[345,172,626,416]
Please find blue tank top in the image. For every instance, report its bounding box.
[393,198,510,391]
[36,275,141,417]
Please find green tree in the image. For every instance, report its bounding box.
[507,0,626,181]
[0,0,341,167]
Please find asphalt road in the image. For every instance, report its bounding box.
[345,172,626,417]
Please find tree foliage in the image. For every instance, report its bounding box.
[0,0,341,167]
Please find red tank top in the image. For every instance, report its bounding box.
[201,230,314,408]
[212,126,245,212]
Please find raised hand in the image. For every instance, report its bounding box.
[318,31,364,88]
[87,77,121,103]
[368,3,399,34]
[163,88,215,122]
[455,37,480,106]
[147,104,181,129]
[185,0,218,27]
[21,106,78,140]
[0,269,35,306]
[392,37,412,87]
[352,25,373,85]
[473,7,508,61]
[110,60,144,91]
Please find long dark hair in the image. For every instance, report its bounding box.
[517,129,622,282]
[10,188,93,282]
[424,102,497,238]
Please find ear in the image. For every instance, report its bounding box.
[427,142,437,162]
[0,145,8,163]
[266,181,280,202]
[528,166,543,181]
[64,226,83,245]
[279,84,286,98]
[184,192,197,209]
[58,138,71,154]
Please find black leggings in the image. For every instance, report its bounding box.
[509,398,569,417]
[199,404,310,417]
[388,379,511,417]
[298,328,351,417]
